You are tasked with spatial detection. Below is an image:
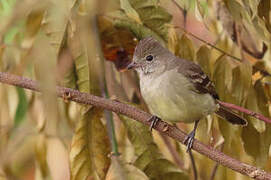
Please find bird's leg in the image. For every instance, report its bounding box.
[184,120,199,152]
[148,115,161,131]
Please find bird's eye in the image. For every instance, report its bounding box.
[146,55,153,61]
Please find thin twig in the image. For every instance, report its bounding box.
[218,100,271,124]
[0,72,271,180]
[175,25,242,62]
[171,1,271,76]
[188,149,198,180]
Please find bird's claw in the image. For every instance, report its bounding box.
[184,131,196,152]
[148,115,161,131]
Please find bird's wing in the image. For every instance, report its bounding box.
[177,59,219,99]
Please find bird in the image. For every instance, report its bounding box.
[127,37,247,151]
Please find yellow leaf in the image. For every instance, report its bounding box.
[196,45,211,76]
[144,159,189,180]
[35,134,49,178]
[70,107,111,180]
[106,156,148,180]
[176,34,195,61]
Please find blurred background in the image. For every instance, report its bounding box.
[0,0,271,179]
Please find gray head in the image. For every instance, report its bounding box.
[127,37,173,76]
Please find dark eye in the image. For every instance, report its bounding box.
[146,55,153,61]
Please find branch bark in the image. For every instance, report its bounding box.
[0,72,271,180]
[218,101,271,124]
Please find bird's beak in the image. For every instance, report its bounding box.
[127,61,139,70]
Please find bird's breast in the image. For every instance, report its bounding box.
[139,69,217,123]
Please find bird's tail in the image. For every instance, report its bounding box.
[215,105,247,126]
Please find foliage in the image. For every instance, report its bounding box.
[0,0,271,179]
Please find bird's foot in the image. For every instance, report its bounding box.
[148,115,161,131]
[184,130,196,152]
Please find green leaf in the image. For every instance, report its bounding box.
[120,115,154,156]
[109,0,172,41]
[128,0,172,40]
[120,0,141,24]
[197,0,209,19]
[110,11,164,43]
[14,87,28,127]
[69,107,111,180]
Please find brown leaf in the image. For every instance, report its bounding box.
[69,107,111,180]
[98,16,136,71]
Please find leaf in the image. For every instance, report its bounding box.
[230,61,252,105]
[98,16,137,71]
[105,156,148,180]
[61,59,77,89]
[176,34,195,61]
[196,45,211,76]
[109,0,172,41]
[70,107,111,180]
[35,134,49,178]
[120,113,187,179]
[174,0,196,11]
[224,0,246,22]
[242,80,271,167]
[212,56,242,156]
[144,159,189,180]
[134,143,163,170]
[120,115,154,156]
[212,56,234,100]
[109,10,165,43]
[128,0,172,40]
[14,87,28,127]
[197,0,209,19]
[68,13,101,95]
[42,0,75,56]
[258,0,271,32]
[120,0,141,24]
[23,3,47,48]
[47,137,70,180]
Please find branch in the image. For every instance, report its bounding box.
[218,101,271,124]
[0,72,271,180]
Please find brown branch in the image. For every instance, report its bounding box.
[210,143,224,180]
[218,101,271,124]
[0,72,271,180]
